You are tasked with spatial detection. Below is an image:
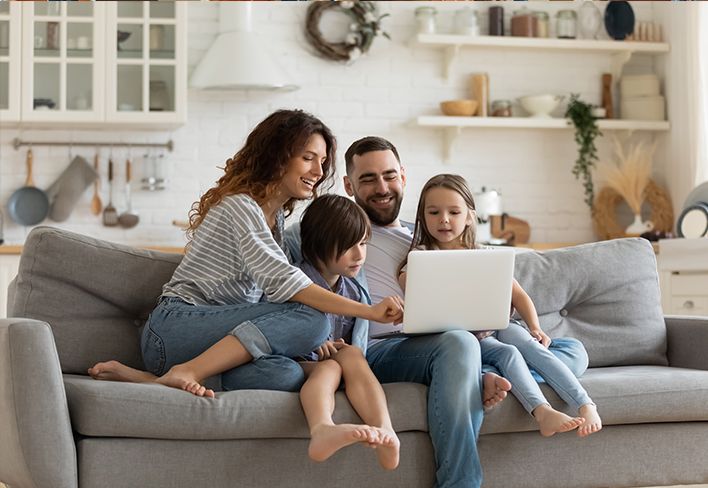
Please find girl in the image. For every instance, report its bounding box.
[296,194,399,470]
[88,109,403,400]
[398,174,602,438]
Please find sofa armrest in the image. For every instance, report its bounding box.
[0,318,77,488]
[665,315,708,370]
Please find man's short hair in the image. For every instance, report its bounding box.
[344,136,400,176]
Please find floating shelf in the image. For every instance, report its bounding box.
[414,116,670,162]
[412,34,670,79]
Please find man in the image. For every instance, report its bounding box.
[342,136,589,488]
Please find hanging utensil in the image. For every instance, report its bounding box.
[102,158,119,227]
[91,152,102,215]
[118,158,139,228]
[7,148,50,226]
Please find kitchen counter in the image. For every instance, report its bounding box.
[0,241,660,255]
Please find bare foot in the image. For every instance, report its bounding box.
[88,360,158,383]
[308,424,379,462]
[155,364,215,398]
[577,404,602,437]
[373,428,400,470]
[483,372,512,411]
[533,404,584,437]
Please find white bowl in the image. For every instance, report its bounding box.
[519,94,564,118]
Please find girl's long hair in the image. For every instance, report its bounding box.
[398,174,478,274]
[187,109,336,239]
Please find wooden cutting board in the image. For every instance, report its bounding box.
[490,213,531,245]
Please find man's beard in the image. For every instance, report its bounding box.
[353,193,402,227]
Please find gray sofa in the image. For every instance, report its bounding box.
[1,226,708,488]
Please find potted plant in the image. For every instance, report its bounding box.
[565,94,602,212]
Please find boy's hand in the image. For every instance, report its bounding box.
[530,329,551,348]
[316,341,339,360]
[370,296,404,324]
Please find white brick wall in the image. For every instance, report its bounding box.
[0,1,675,247]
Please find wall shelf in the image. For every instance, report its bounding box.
[414,116,670,162]
[413,34,670,79]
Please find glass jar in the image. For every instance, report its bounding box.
[491,100,512,117]
[511,7,536,37]
[533,11,549,38]
[415,7,437,35]
[454,7,479,36]
[556,10,577,39]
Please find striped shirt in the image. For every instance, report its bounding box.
[162,194,312,305]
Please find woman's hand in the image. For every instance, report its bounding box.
[369,296,404,324]
[529,328,551,348]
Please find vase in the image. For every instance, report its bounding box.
[625,214,653,236]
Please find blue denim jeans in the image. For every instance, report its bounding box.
[481,322,593,413]
[367,330,484,488]
[367,330,589,488]
[141,297,330,392]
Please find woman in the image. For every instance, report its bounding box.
[89,109,403,397]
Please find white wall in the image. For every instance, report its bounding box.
[0,1,675,247]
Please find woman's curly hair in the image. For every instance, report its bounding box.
[187,109,337,239]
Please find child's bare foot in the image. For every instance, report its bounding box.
[483,372,512,411]
[155,364,215,398]
[533,404,584,437]
[577,403,602,437]
[308,424,378,462]
[373,428,400,470]
[88,360,157,383]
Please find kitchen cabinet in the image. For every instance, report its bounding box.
[658,239,708,317]
[411,33,671,162]
[0,1,22,124]
[104,1,187,128]
[3,1,186,129]
[21,1,106,123]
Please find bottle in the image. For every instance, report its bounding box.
[415,7,437,35]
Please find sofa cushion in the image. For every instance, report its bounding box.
[481,365,708,434]
[63,375,428,439]
[10,227,182,375]
[514,238,667,367]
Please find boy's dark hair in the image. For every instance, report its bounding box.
[301,194,371,267]
[344,136,400,176]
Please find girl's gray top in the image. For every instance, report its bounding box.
[162,193,312,305]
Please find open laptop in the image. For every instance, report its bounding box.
[371,249,515,338]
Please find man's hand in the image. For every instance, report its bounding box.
[369,296,404,324]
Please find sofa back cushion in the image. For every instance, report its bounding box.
[514,238,667,367]
[9,227,182,374]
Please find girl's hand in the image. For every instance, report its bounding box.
[316,341,339,360]
[369,296,404,324]
[333,338,347,350]
[530,329,551,348]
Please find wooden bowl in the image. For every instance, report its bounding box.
[440,99,478,116]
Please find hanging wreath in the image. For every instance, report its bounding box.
[305,1,390,63]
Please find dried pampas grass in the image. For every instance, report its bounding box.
[596,137,656,214]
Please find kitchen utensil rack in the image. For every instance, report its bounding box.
[12,138,174,152]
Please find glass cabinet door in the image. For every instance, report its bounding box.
[106,1,185,125]
[21,2,105,121]
[0,2,21,123]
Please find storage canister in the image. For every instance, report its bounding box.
[488,6,504,36]
[415,7,437,35]
[491,100,512,117]
[533,11,549,38]
[556,10,577,39]
[511,7,536,37]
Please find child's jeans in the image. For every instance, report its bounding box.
[480,321,593,413]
